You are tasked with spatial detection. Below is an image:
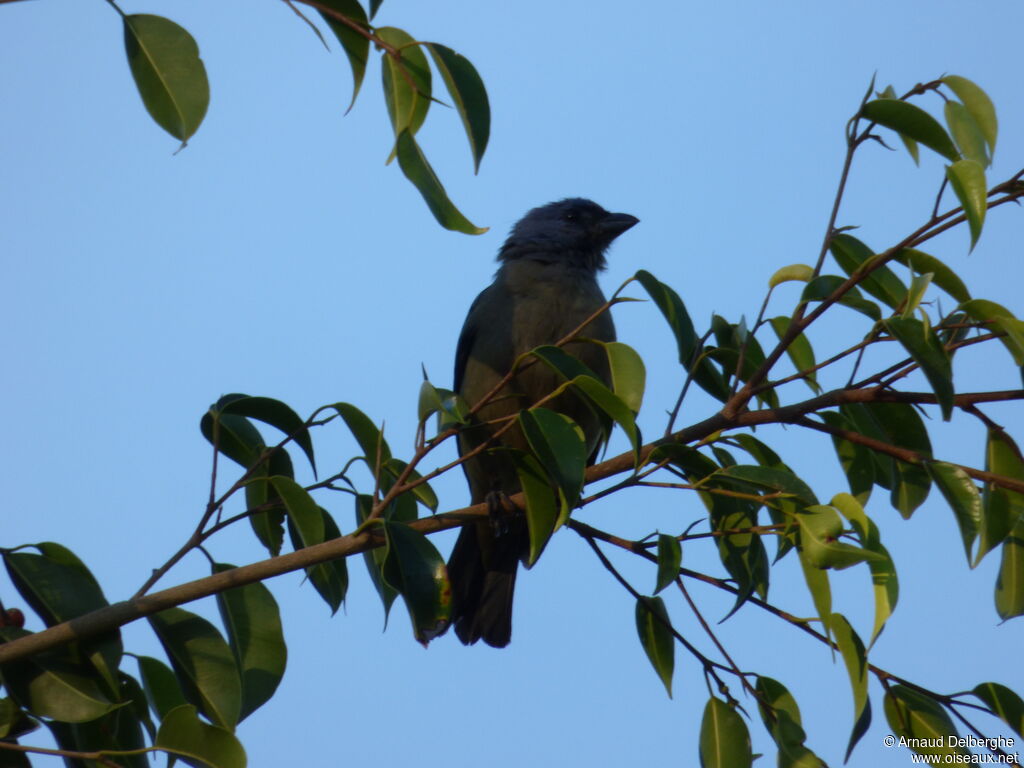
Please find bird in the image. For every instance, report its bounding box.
[447,197,639,647]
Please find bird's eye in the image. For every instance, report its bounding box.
[562,211,578,223]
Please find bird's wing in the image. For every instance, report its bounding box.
[454,286,489,393]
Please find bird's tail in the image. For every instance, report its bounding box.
[448,520,524,648]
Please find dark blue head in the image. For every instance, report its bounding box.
[498,198,639,272]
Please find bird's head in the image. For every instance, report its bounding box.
[498,198,639,271]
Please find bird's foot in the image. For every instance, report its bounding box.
[484,490,518,536]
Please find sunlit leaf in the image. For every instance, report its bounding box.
[945,101,989,166]
[156,704,246,768]
[884,686,968,761]
[943,75,998,153]
[699,697,753,768]
[946,159,987,250]
[381,520,451,645]
[832,614,871,760]
[972,682,1024,738]
[884,316,954,420]
[769,264,814,288]
[861,99,959,161]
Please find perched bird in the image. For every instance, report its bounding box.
[448,198,639,647]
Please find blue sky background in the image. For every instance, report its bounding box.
[2,1,1023,766]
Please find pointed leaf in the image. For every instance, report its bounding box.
[213,563,287,722]
[960,299,1024,366]
[832,614,871,761]
[155,704,246,768]
[123,15,209,146]
[516,453,560,567]
[798,549,832,643]
[137,656,188,721]
[884,317,954,419]
[572,375,641,456]
[719,464,817,506]
[861,99,959,161]
[217,396,315,476]
[884,685,968,761]
[830,234,907,310]
[770,316,820,393]
[947,159,987,249]
[755,677,826,767]
[800,275,881,321]
[894,248,971,303]
[972,682,1024,738]
[699,697,753,768]
[604,341,646,414]
[943,75,998,152]
[978,430,1024,563]
[518,408,587,508]
[377,27,431,144]
[654,534,682,594]
[395,130,487,234]
[635,597,674,698]
[945,100,989,166]
[381,520,451,645]
[355,494,399,619]
[200,399,265,470]
[928,463,982,564]
[329,401,392,465]
[995,518,1024,620]
[318,0,370,112]
[797,505,883,570]
[148,608,242,729]
[425,43,490,172]
[820,411,874,505]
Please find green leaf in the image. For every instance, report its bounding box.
[884,316,954,420]
[830,234,907,310]
[972,682,1024,738]
[0,628,117,723]
[355,494,400,620]
[943,75,998,153]
[634,270,731,401]
[3,544,121,691]
[755,677,826,768]
[123,15,209,146]
[719,465,817,507]
[381,520,451,645]
[820,411,875,505]
[516,454,560,567]
[960,299,1024,366]
[377,27,431,146]
[945,101,989,166]
[382,458,438,513]
[270,476,324,548]
[769,263,814,288]
[425,43,490,172]
[137,655,188,721]
[368,0,383,18]
[800,275,881,321]
[217,396,315,477]
[213,564,287,722]
[797,505,883,570]
[518,408,587,508]
[318,0,370,113]
[901,271,933,318]
[148,608,242,730]
[604,341,646,414]
[831,614,871,761]
[798,551,832,643]
[156,704,246,768]
[769,316,820,393]
[884,685,969,760]
[0,698,36,741]
[928,463,982,564]
[654,535,682,595]
[634,597,674,698]
[995,517,1024,621]
[946,159,987,249]
[831,493,898,646]
[893,248,971,304]
[978,430,1024,563]
[395,130,488,234]
[861,99,959,161]
[699,697,753,768]
[418,382,469,428]
[571,375,641,456]
[878,84,921,164]
[329,401,392,467]
[245,448,291,558]
[200,399,265,470]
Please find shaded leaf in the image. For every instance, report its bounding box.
[928,463,982,564]
[200,397,265,469]
[798,552,832,644]
[395,130,487,234]
[800,275,881,321]
[884,685,968,761]
[318,0,370,112]
[884,316,954,420]
[381,520,451,645]
[377,26,431,146]
[148,608,242,729]
[960,299,1024,366]
[699,697,753,768]
[995,517,1024,621]
[719,465,817,507]
[213,563,287,722]
[830,233,907,310]
[516,453,560,567]
[123,14,209,146]
[978,429,1024,563]
[755,676,826,768]
[972,682,1024,738]
[137,655,188,721]
[330,401,392,466]
[893,248,971,304]
[217,395,315,477]
[425,43,490,172]
[635,597,674,698]
[654,534,682,594]
[861,99,959,161]
[519,408,587,509]
[355,494,399,620]
[156,704,246,768]
[820,411,874,505]
[946,159,987,249]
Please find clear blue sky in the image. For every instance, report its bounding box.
[2,1,1023,766]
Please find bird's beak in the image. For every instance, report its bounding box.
[596,212,640,241]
